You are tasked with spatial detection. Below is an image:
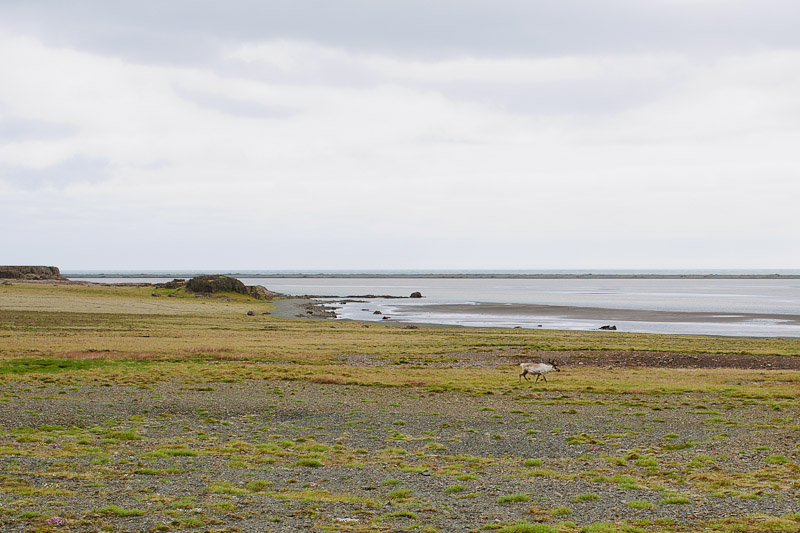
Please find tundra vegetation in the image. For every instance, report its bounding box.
[0,282,799,532]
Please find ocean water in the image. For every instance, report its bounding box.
[331,299,800,337]
[67,275,800,337]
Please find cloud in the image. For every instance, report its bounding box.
[0,156,111,190]
[3,1,800,63]
[0,114,76,143]
[0,3,799,268]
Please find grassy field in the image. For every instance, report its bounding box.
[1,282,799,532]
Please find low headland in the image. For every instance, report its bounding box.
[0,265,66,280]
[1,274,799,532]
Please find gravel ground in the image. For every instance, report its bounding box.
[2,357,799,532]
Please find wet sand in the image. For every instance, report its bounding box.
[401,302,800,326]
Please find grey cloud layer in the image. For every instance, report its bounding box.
[4,1,796,121]
[1,1,799,268]
[3,0,800,64]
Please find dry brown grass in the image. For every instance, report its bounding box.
[1,282,799,399]
[188,346,235,353]
[60,351,161,360]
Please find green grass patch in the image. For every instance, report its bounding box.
[104,428,143,440]
[626,500,655,510]
[293,458,324,467]
[387,488,413,500]
[384,510,418,519]
[765,455,789,464]
[209,482,247,495]
[497,522,558,533]
[143,447,199,458]
[498,493,530,504]
[93,505,145,517]
[0,357,111,374]
[660,495,690,505]
[572,493,601,502]
[245,480,270,491]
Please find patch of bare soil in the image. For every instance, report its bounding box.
[520,350,800,370]
[343,349,800,370]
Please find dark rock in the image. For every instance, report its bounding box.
[246,285,282,300]
[409,291,422,298]
[151,292,161,297]
[373,310,382,315]
[0,266,65,280]
[155,279,186,289]
[295,301,337,319]
[182,277,283,300]
[246,310,256,316]
[186,275,247,295]
[403,325,419,329]
[599,325,617,330]
[382,316,389,320]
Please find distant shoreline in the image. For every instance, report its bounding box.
[63,272,800,280]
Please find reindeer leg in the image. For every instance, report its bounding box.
[534,374,540,383]
[542,374,548,383]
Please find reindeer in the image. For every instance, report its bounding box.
[519,360,560,384]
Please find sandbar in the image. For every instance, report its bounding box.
[401,302,800,326]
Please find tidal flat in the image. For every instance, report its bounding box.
[1,282,799,532]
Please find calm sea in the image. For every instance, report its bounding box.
[66,274,800,337]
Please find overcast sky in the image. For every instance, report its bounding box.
[1,1,799,270]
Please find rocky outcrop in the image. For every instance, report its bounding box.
[599,325,617,330]
[0,266,65,280]
[246,285,283,300]
[410,291,423,298]
[184,275,282,300]
[186,275,248,295]
[155,279,186,289]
